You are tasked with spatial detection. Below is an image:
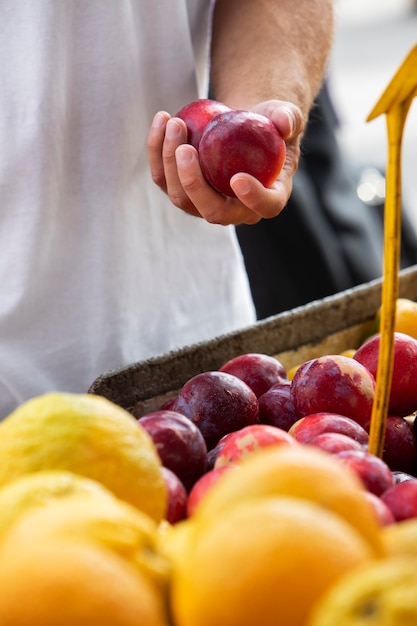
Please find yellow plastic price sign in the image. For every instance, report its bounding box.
[366,44,417,457]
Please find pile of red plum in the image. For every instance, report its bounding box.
[138,332,417,527]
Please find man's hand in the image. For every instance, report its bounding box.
[147,100,304,226]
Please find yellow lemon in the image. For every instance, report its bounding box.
[156,517,193,569]
[0,494,170,593]
[381,517,417,558]
[307,556,417,626]
[171,496,376,626]
[0,470,118,539]
[193,444,384,555]
[0,537,168,626]
[0,392,166,521]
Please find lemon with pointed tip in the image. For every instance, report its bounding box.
[0,470,118,540]
[0,493,170,594]
[307,556,417,626]
[0,392,166,522]
[381,517,417,558]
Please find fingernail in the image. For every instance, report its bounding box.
[282,107,294,135]
[232,177,252,196]
[166,119,181,139]
[152,111,167,129]
[176,145,194,165]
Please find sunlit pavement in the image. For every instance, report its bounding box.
[329,0,417,231]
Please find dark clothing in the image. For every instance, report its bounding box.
[237,84,417,320]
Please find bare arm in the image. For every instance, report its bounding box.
[210,0,334,116]
[147,0,334,225]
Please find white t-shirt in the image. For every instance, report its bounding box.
[0,1,255,419]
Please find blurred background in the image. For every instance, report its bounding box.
[329,0,417,230]
[236,0,417,320]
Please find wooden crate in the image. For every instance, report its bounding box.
[89,265,417,418]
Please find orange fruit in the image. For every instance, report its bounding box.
[0,494,170,593]
[0,537,168,626]
[0,392,167,522]
[307,556,417,626]
[393,298,417,340]
[374,297,417,341]
[193,444,384,555]
[171,496,376,626]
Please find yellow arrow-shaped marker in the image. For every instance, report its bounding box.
[366,44,417,457]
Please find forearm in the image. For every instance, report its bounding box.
[210,0,334,116]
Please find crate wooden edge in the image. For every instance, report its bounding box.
[88,265,417,413]
[127,321,370,419]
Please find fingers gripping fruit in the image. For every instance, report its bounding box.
[199,110,286,197]
[176,99,286,197]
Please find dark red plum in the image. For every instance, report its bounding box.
[219,353,288,398]
[380,415,417,476]
[158,396,178,411]
[335,449,394,497]
[186,465,234,518]
[258,382,298,431]
[199,110,286,197]
[381,478,417,521]
[354,332,417,416]
[290,355,376,428]
[138,409,207,491]
[206,432,235,471]
[161,466,187,524]
[172,371,260,450]
[175,98,230,149]
[307,432,364,455]
[288,412,370,445]
[364,491,395,527]
[214,423,297,468]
